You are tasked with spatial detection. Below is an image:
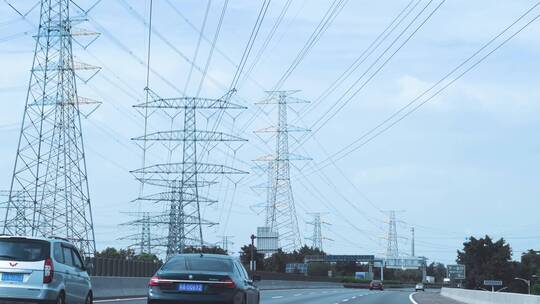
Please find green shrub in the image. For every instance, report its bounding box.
[532,283,540,295]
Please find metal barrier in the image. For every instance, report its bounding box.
[88,257,162,277]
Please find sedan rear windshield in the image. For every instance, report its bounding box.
[0,238,50,262]
[163,256,233,272]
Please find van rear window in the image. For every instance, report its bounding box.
[0,238,50,262]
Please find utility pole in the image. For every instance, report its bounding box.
[3,0,100,257]
[411,227,415,257]
[254,90,310,251]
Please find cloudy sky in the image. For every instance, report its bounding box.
[1,0,540,264]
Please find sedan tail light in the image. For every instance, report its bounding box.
[220,277,236,289]
[43,258,54,284]
[149,276,173,286]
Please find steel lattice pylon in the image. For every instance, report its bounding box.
[255,91,310,251]
[2,0,96,257]
[131,90,246,258]
[386,210,399,259]
[119,212,154,255]
[306,213,329,251]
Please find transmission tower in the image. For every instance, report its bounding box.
[255,90,310,251]
[385,210,399,259]
[305,213,330,251]
[131,89,246,258]
[2,0,99,257]
[119,212,155,255]
[218,235,234,253]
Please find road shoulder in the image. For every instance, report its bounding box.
[411,291,466,304]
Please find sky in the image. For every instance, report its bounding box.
[1,0,540,265]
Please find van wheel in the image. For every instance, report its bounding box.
[56,293,65,304]
[85,292,93,304]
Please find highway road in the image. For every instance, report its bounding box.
[95,288,417,304]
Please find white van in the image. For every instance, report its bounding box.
[0,235,93,303]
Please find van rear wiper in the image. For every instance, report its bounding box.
[0,255,19,260]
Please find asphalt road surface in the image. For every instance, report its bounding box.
[95,288,416,304]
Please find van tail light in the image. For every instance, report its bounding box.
[43,258,54,284]
[149,276,173,287]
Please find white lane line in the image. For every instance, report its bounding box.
[94,298,147,303]
[342,299,349,302]
[271,296,284,299]
[409,292,419,304]
[293,294,302,297]
[351,296,356,299]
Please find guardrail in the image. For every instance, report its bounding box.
[441,287,540,304]
[88,258,161,277]
[90,277,343,299]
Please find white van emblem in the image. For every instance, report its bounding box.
[189,275,193,279]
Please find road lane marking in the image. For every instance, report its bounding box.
[293,294,302,296]
[94,298,147,303]
[351,296,356,299]
[342,299,349,302]
[271,296,284,299]
[409,292,419,304]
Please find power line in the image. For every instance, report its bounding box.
[300,0,445,146]
[229,0,272,92]
[311,1,540,172]
[196,0,229,96]
[185,0,212,94]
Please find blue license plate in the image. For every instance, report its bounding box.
[178,283,203,292]
[1,273,24,282]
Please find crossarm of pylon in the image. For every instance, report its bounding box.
[132,130,246,142]
[132,191,217,204]
[29,96,101,114]
[133,178,218,188]
[71,28,100,37]
[132,163,248,176]
[254,153,311,162]
[255,97,309,105]
[124,213,217,227]
[133,96,246,110]
[255,125,310,133]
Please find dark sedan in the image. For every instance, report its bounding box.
[148,254,260,304]
[369,280,384,291]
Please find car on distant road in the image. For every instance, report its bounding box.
[369,280,384,291]
[0,235,93,304]
[415,282,425,291]
[148,253,260,304]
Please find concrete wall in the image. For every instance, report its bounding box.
[91,277,149,299]
[256,280,342,290]
[90,277,342,300]
[441,287,540,304]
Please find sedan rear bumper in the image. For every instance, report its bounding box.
[148,287,240,304]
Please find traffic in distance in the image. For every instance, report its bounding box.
[0,235,422,304]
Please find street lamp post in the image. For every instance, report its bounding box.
[250,234,257,272]
[514,277,531,295]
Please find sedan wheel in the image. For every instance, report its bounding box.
[86,293,93,304]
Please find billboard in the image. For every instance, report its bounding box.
[385,258,424,269]
[447,264,466,280]
[256,226,279,253]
